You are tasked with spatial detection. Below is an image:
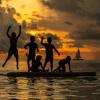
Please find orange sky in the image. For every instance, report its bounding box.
[1,0,99,60]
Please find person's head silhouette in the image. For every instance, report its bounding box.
[47,37,52,44]
[11,32,16,38]
[66,56,71,62]
[36,55,42,61]
[30,36,35,42]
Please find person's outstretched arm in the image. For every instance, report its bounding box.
[7,26,11,38]
[41,37,45,45]
[24,43,29,49]
[16,25,21,39]
[53,46,60,55]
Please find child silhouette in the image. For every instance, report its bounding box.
[24,36,39,72]
[31,55,43,72]
[2,25,21,69]
[54,56,72,72]
[41,37,60,72]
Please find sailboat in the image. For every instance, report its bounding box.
[73,48,84,60]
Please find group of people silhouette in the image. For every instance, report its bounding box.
[2,25,72,72]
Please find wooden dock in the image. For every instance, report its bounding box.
[7,72,96,77]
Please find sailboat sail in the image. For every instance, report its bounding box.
[74,48,83,60]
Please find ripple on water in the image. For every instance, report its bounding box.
[0,75,100,99]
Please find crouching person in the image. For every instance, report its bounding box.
[54,56,72,72]
[30,55,43,72]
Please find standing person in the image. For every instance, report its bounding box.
[24,36,39,72]
[2,25,21,69]
[41,37,60,72]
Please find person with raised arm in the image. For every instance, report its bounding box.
[2,25,21,69]
[24,36,39,72]
[41,37,60,72]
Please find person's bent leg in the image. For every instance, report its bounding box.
[2,52,12,67]
[43,60,48,71]
[14,50,19,70]
[68,63,72,72]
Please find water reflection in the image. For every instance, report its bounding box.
[27,78,56,100]
[0,59,100,100]
[0,76,100,100]
[6,77,76,100]
[1,77,93,100]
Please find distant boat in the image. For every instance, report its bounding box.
[73,48,84,60]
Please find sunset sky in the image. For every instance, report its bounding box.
[0,0,100,60]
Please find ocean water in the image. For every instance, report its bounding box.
[0,59,100,100]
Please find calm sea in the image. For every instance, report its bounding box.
[0,59,100,100]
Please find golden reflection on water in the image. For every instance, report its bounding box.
[0,59,100,100]
[0,74,99,100]
[7,77,71,100]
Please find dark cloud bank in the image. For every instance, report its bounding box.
[41,0,100,48]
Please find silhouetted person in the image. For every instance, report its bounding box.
[31,55,43,72]
[24,36,39,72]
[41,37,60,72]
[54,56,72,72]
[2,25,21,69]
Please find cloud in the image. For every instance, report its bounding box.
[36,32,62,48]
[41,0,100,17]
[71,29,100,40]
[67,27,100,48]
[42,0,83,14]
[41,0,100,49]
[0,0,100,59]
[37,32,60,40]
[0,0,1,4]
[41,0,100,28]
[64,21,73,26]
[45,33,62,48]
[21,20,38,31]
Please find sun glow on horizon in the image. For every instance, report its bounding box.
[0,0,97,60]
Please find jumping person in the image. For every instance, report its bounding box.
[2,25,21,69]
[54,56,72,72]
[24,36,39,72]
[41,37,60,72]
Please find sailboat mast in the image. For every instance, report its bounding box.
[74,48,83,60]
[75,48,81,59]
